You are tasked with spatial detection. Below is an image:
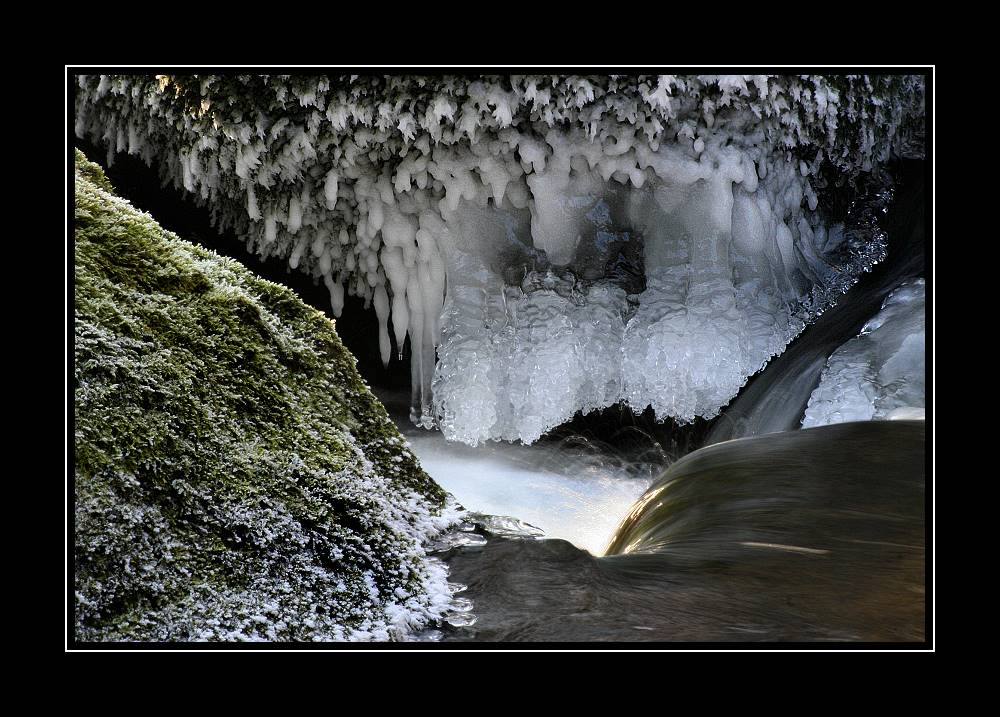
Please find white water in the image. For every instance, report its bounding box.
[379,390,657,555]
[402,429,652,556]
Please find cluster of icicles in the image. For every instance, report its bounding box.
[257,128,851,446]
[76,75,914,444]
[263,128,857,445]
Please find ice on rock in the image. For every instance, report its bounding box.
[433,281,628,445]
[76,74,924,444]
[802,279,925,428]
[429,136,836,442]
[886,406,925,421]
[620,141,802,423]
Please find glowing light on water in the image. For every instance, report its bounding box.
[401,429,655,556]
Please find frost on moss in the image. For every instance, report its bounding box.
[73,148,456,642]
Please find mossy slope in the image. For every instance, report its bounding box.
[74,148,454,641]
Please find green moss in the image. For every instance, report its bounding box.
[74,149,450,642]
[74,148,115,193]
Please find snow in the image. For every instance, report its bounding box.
[76,74,923,444]
[802,279,925,428]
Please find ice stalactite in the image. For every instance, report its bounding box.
[76,74,925,445]
[429,133,867,443]
[802,279,926,428]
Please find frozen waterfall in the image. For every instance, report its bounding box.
[430,136,864,444]
[75,74,925,445]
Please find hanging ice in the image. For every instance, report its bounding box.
[75,74,925,445]
[427,134,875,443]
[802,279,925,428]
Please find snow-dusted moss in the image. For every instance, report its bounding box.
[73,148,459,641]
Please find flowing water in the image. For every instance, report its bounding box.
[435,421,925,642]
[379,389,666,556]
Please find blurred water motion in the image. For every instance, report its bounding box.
[441,420,924,642]
[381,389,664,556]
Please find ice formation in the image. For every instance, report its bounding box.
[76,74,925,444]
[802,279,925,428]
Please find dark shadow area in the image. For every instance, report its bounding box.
[538,404,714,462]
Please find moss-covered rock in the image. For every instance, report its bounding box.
[74,148,458,642]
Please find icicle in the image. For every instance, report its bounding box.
[391,290,409,362]
[287,194,302,233]
[369,200,385,233]
[128,124,140,156]
[289,235,307,269]
[381,247,410,358]
[311,231,326,257]
[324,170,339,209]
[323,274,345,317]
[418,260,440,423]
[374,284,391,368]
[406,271,428,426]
[247,184,261,221]
[263,211,276,244]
